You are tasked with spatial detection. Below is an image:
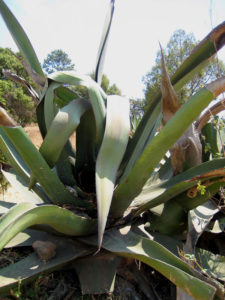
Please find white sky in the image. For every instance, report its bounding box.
[0,0,225,99]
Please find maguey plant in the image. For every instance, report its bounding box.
[0,1,225,299]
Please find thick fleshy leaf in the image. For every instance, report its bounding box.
[175,180,225,211]
[184,201,219,254]
[40,99,90,168]
[49,71,106,146]
[81,227,219,300]
[0,129,50,202]
[127,21,225,186]
[42,81,76,186]
[161,47,202,175]
[0,238,94,296]
[54,85,79,106]
[119,101,161,184]
[74,109,96,191]
[0,126,88,207]
[0,202,35,235]
[132,158,225,216]
[0,204,97,251]
[44,82,62,129]
[0,1,45,85]
[196,248,225,282]
[5,229,51,248]
[74,251,121,294]
[201,123,219,162]
[95,0,115,84]
[96,95,130,248]
[111,78,225,217]
[55,145,76,187]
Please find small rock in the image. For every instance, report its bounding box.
[32,240,56,261]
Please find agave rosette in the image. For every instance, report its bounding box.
[0,0,225,298]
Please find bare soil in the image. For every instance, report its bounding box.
[24,123,43,149]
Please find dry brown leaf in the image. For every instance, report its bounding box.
[160,47,202,175]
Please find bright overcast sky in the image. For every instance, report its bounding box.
[0,0,225,99]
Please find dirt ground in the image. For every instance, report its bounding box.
[24,123,43,149]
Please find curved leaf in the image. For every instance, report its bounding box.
[0,203,35,235]
[1,126,89,207]
[132,158,225,215]
[184,201,219,254]
[74,109,96,190]
[96,95,130,248]
[201,123,219,162]
[49,71,106,146]
[82,227,219,300]
[0,128,50,202]
[40,99,90,168]
[44,82,62,129]
[42,81,76,185]
[95,0,115,84]
[128,21,225,186]
[0,204,97,251]
[0,1,45,83]
[111,79,225,217]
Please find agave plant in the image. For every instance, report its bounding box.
[0,0,225,298]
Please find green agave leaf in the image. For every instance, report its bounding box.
[49,71,106,146]
[132,158,225,215]
[0,128,50,202]
[82,227,218,300]
[74,251,121,295]
[0,238,94,296]
[175,180,225,211]
[119,101,161,184]
[74,109,96,190]
[146,200,187,237]
[41,81,76,186]
[96,95,130,248]
[0,127,30,179]
[0,126,87,207]
[201,123,219,162]
[36,98,47,139]
[40,99,90,168]
[44,82,62,129]
[0,202,35,235]
[133,224,182,256]
[196,248,225,282]
[55,145,76,187]
[111,78,225,217]
[0,204,97,251]
[171,21,225,89]
[184,201,219,254]
[0,0,45,85]
[95,0,115,84]
[54,85,79,107]
[127,21,225,185]
[5,229,51,248]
